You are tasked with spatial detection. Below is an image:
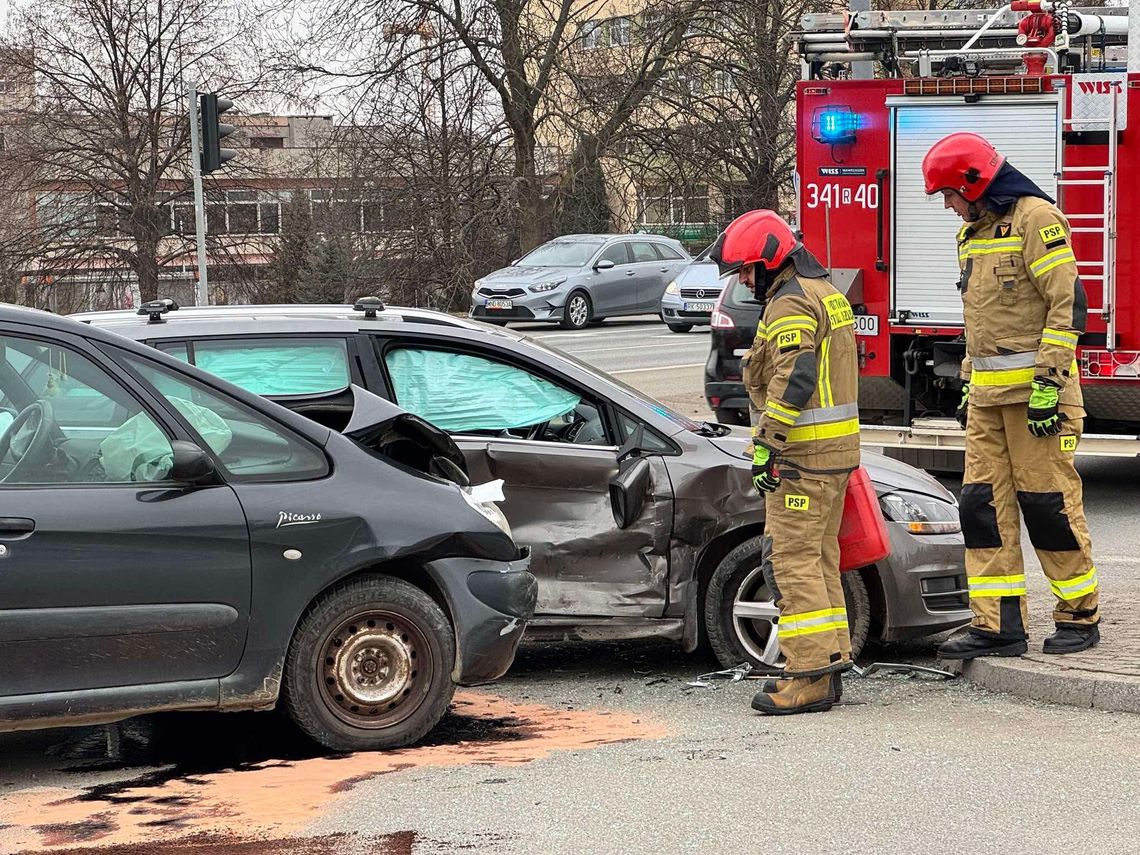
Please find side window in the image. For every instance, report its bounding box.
[122,355,328,480]
[0,335,175,484]
[630,241,660,263]
[615,411,673,454]
[188,338,351,397]
[383,347,611,446]
[599,243,630,266]
[653,243,685,261]
[155,342,190,362]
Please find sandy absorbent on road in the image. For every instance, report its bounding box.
[0,692,667,853]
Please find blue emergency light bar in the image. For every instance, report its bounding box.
[812,106,858,145]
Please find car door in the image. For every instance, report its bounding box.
[375,337,674,618]
[629,240,684,312]
[0,328,251,697]
[647,242,692,309]
[588,241,636,317]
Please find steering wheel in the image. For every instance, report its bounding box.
[0,401,56,483]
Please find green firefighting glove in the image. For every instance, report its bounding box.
[751,445,781,494]
[1028,378,1063,437]
[955,383,969,429]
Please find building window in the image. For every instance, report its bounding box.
[578,20,603,49]
[609,16,631,46]
[250,136,284,149]
[172,190,284,236]
[637,184,709,225]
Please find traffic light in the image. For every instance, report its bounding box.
[199,93,237,173]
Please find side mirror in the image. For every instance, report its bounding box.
[609,456,650,529]
[170,440,216,483]
[594,259,615,271]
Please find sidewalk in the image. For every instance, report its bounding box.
[947,563,1140,714]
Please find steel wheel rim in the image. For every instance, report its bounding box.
[317,609,432,730]
[569,296,588,326]
[732,566,784,667]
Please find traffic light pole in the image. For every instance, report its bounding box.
[187,81,209,306]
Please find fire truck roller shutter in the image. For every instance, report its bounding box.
[891,100,1059,327]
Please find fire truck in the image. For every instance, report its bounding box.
[792,2,1139,466]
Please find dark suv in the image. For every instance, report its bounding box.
[0,305,534,751]
[76,300,970,672]
[705,276,762,426]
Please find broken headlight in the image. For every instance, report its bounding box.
[879,491,961,535]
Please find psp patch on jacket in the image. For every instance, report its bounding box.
[776,329,801,350]
[1039,223,1066,244]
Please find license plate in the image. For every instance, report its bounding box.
[854,315,879,336]
[684,301,715,312]
[485,299,513,310]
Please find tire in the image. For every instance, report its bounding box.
[283,574,456,752]
[714,408,749,427]
[667,323,694,333]
[703,536,872,672]
[559,291,592,330]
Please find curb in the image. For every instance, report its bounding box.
[946,657,1140,714]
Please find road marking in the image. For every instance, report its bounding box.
[572,342,706,355]
[612,362,705,374]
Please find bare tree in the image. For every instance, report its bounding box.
[2,0,268,305]
[291,0,705,252]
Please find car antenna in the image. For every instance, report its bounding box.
[137,298,180,324]
[353,296,386,319]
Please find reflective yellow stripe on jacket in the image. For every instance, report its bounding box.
[958,236,1025,263]
[1030,247,1077,277]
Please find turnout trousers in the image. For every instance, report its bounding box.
[961,403,1100,639]
[764,469,853,676]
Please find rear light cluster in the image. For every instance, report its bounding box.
[711,289,735,330]
[1081,349,1140,380]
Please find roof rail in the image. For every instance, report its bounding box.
[137,298,180,324]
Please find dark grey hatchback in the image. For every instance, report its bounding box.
[0,305,534,751]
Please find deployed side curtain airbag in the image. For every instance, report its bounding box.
[385,349,580,432]
[193,341,351,396]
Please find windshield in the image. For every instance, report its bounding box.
[523,337,704,433]
[518,240,605,267]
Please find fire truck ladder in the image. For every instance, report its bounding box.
[1058,80,1121,350]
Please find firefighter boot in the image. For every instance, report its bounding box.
[757,671,844,701]
[1043,622,1100,654]
[937,628,1028,660]
[751,674,834,715]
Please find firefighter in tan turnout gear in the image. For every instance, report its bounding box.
[924,132,1101,659]
[710,210,860,715]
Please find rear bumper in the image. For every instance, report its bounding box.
[704,379,749,415]
[874,525,972,641]
[423,548,537,685]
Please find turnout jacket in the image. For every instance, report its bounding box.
[957,196,1087,410]
[743,266,860,473]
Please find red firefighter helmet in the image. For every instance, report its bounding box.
[709,209,799,277]
[922,132,1006,203]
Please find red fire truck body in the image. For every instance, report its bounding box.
[793,8,1139,435]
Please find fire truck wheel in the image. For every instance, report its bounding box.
[703,535,872,672]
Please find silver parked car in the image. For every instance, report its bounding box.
[470,234,691,330]
[659,254,727,333]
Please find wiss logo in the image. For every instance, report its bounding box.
[1078,81,1115,94]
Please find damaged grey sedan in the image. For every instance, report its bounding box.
[77,301,973,669]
